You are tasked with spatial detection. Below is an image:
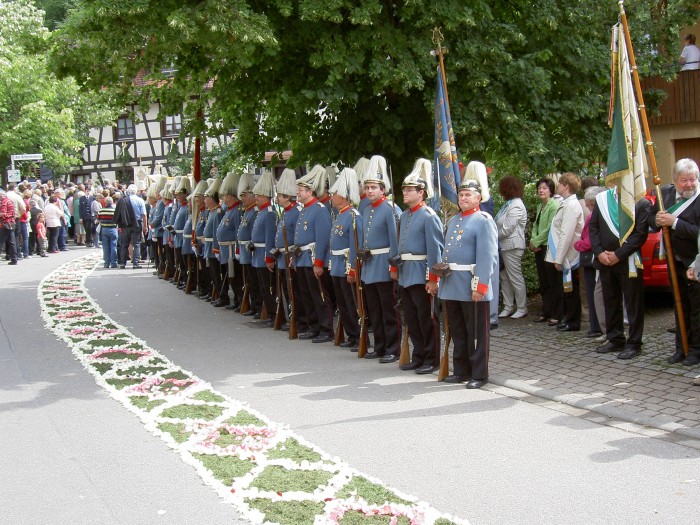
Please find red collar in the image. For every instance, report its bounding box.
[410,202,425,213]
[284,203,296,212]
[228,199,240,209]
[257,201,271,211]
[360,193,367,200]
[338,205,352,214]
[371,196,387,208]
[461,206,480,217]
[304,197,318,208]
[245,204,256,212]
[320,195,331,204]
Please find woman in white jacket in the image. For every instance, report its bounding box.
[495,176,528,318]
[44,195,64,253]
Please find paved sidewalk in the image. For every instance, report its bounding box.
[488,306,700,445]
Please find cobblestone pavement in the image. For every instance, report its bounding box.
[487,292,700,446]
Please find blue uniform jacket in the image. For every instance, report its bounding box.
[161,202,173,245]
[195,208,208,255]
[203,206,223,259]
[181,213,194,255]
[293,198,331,268]
[237,205,258,265]
[173,202,188,249]
[360,196,399,284]
[251,202,278,268]
[438,208,498,302]
[151,200,165,240]
[275,203,301,270]
[398,203,444,288]
[329,206,362,278]
[216,201,243,264]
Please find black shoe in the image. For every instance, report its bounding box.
[119,265,126,269]
[443,375,469,383]
[683,355,700,367]
[585,330,603,338]
[595,341,624,354]
[379,354,399,363]
[280,323,290,331]
[241,310,256,316]
[618,348,641,360]
[312,334,333,343]
[252,313,261,320]
[339,340,357,348]
[466,379,488,389]
[298,332,319,340]
[177,283,186,290]
[212,299,230,307]
[363,351,379,359]
[8,260,17,265]
[667,350,685,364]
[260,320,274,327]
[489,323,498,330]
[225,304,238,310]
[667,327,677,334]
[199,293,211,301]
[399,362,420,371]
[133,265,142,269]
[557,323,580,332]
[416,365,437,375]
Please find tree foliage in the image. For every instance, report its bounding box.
[0,0,117,179]
[49,0,698,178]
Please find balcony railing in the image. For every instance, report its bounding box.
[640,69,700,126]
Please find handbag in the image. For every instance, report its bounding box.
[579,250,594,268]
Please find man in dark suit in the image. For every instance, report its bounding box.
[589,187,650,359]
[649,158,700,366]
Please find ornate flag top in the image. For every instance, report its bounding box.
[433,65,460,206]
[606,22,648,244]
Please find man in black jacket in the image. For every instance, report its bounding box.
[648,158,700,366]
[589,186,650,360]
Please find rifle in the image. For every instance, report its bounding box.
[240,264,251,314]
[353,211,368,358]
[172,248,181,285]
[395,216,410,366]
[281,222,297,339]
[273,260,284,330]
[438,299,451,381]
[184,254,194,294]
[334,316,345,346]
[162,245,172,281]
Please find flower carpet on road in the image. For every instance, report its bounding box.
[39,254,467,525]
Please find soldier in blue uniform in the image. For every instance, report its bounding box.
[360,155,401,362]
[149,176,167,277]
[237,172,262,317]
[329,167,363,350]
[274,168,307,332]
[203,178,224,303]
[215,171,243,309]
[172,176,192,288]
[180,191,195,293]
[160,181,176,277]
[354,157,371,215]
[193,179,210,299]
[251,171,278,324]
[294,165,334,342]
[395,159,443,374]
[438,178,498,389]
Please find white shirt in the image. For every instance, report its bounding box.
[681,44,700,71]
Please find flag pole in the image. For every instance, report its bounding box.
[618,0,688,356]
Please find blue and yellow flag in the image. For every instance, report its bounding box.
[606,23,647,244]
[433,66,460,206]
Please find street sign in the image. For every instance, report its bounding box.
[11,153,43,162]
[6,169,21,182]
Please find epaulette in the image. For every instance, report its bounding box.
[424,206,437,217]
[350,208,360,216]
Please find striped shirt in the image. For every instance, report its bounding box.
[97,206,117,228]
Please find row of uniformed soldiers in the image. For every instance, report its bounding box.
[143,156,498,389]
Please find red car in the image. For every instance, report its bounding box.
[641,193,670,289]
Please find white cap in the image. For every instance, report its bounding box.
[192,179,208,197]
[353,157,370,181]
[252,170,275,198]
[219,171,241,197]
[161,181,174,200]
[146,182,158,200]
[402,159,434,199]
[237,172,255,199]
[296,164,326,194]
[204,177,221,198]
[464,161,490,202]
[329,168,360,206]
[276,168,298,196]
[362,155,390,190]
[323,166,338,195]
[175,175,192,195]
[154,175,167,194]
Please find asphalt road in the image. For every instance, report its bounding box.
[2,251,700,525]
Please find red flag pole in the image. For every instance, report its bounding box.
[618,1,688,356]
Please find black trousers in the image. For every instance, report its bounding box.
[197,255,210,294]
[446,300,490,380]
[227,259,243,307]
[401,284,440,367]
[364,280,401,357]
[84,218,95,245]
[332,275,360,342]
[174,247,184,283]
[207,257,223,298]
[119,225,142,266]
[670,259,700,356]
[599,262,644,348]
[256,266,276,316]
[0,225,17,261]
[535,250,554,319]
[242,264,262,314]
[296,266,333,336]
[282,268,309,332]
[548,263,581,327]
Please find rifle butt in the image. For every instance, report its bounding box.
[357,327,368,358]
[334,317,344,346]
[438,329,451,381]
[399,325,410,366]
[240,290,250,314]
[274,300,284,330]
[260,303,269,321]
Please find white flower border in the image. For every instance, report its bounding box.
[39,254,469,525]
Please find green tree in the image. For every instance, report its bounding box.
[0,0,117,182]
[49,0,698,179]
